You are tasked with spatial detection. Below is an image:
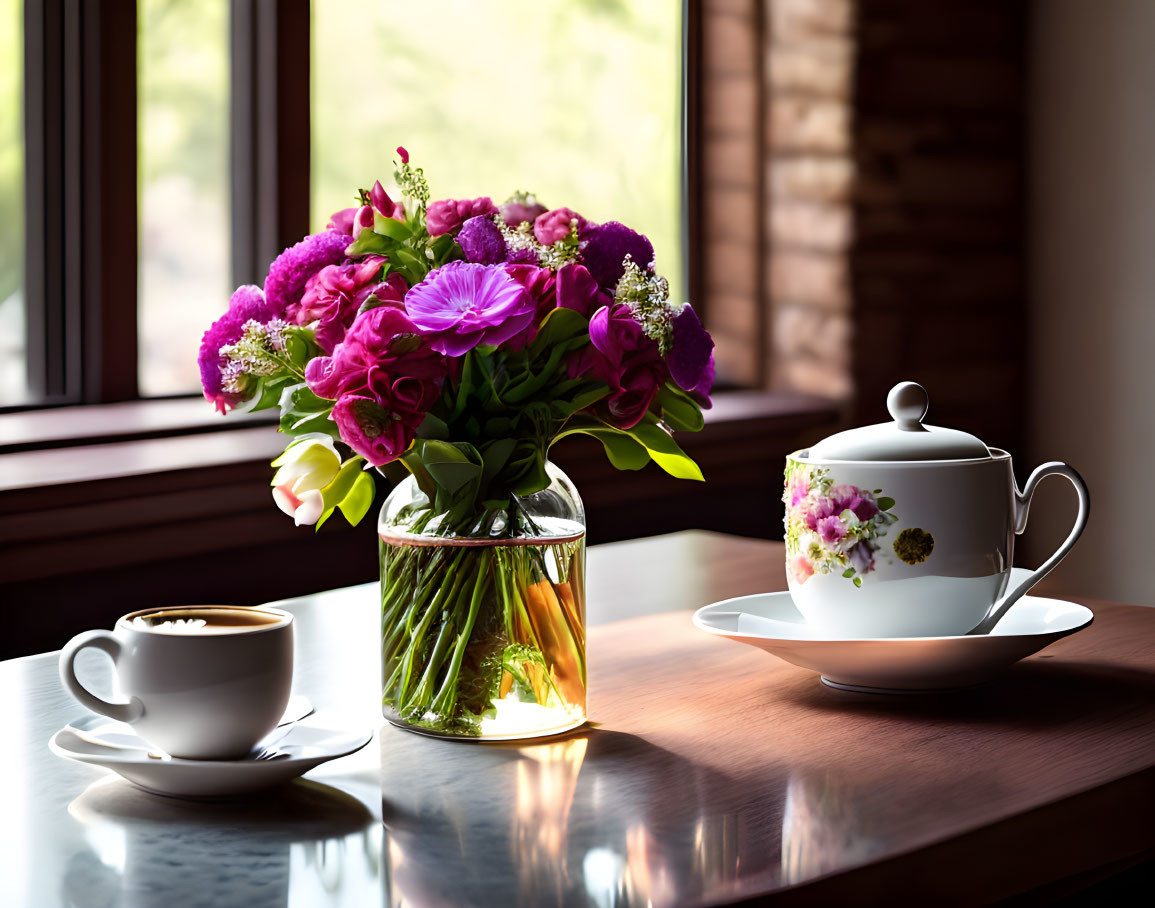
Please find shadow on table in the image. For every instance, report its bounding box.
[774,659,1155,730]
[379,725,784,907]
[63,777,377,908]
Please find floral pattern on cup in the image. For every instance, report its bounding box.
[783,462,898,587]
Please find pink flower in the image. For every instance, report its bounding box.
[403,262,536,356]
[332,396,423,466]
[829,484,880,522]
[501,198,547,227]
[426,197,498,237]
[327,208,357,235]
[788,554,815,585]
[396,146,409,164]
[263,231,350,317]
[817,515,847,546]
[569,303,667,429]
[786,471,811,509]
[533,207,586,245]
[289,256,406,353]
[306,307,444,401]
[305,308,447,466]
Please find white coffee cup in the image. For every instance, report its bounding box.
[59,605,294,760]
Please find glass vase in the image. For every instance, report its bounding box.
[378,462,586,740]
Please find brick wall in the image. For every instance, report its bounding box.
[850,0,1027,453]
[700,0,1028,454]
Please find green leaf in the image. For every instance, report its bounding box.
[416,411,450,440]
[842,568,856,578]
[877,496,896,511]
[480,437,517,484]
[320,457,365,510]
[373,214,411,241]
[657,383,705,433]
[418,440,484,494]
[345,230,390,257]
[853,576,863,588]
[555,426,650,471]
[626,418,705,481]
[528,308,588,360]
[337,471,376,526]
[278,383,338,438]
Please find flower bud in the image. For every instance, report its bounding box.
[270,436,343,526]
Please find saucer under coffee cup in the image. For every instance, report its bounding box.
[59,605,294,760]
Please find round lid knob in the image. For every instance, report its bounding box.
[887,381,929,431]
[804,381,992,462]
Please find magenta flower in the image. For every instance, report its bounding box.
[290,256,406,353]
[533,207,587,245]
[829,484,880,523]
[581,222,654,290]
[570,303,667,429]
[198,285,277,413]
[667,304,715,407]
[264,231,350,317]
[396,146,409,164]
[371,180,401,219]
[817,515,847,546]
[404,262,536,356]
[327,208,357,235]
[306,307,447,466]
[786,470,811,509]
[332,396,424,467]
[501,198,547,228]
[457,216,508,265]
[426,197,498,237]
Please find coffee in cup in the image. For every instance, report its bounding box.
[59,605,294,760]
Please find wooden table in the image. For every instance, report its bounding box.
[2,531,1153,906]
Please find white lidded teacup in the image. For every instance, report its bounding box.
[59,605,294,760]
[784,382,1089,638]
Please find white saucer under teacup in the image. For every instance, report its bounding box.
[692,569,1094,693]
[50,720,373,799]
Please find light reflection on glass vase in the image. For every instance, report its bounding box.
[378,462,587,740]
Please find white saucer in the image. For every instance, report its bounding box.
[692,585,1093,693]
[49,721,373,799]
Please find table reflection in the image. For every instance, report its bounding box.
[64,777,378,908]
[379,726,775,907]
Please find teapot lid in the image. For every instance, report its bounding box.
[806,382,991,462]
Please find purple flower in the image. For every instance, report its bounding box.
[555,263,610,319]
[505,245,541,266]
[667,304,715,407]
[817,515,847,546]
[426,197,498,237]
[848,542,876,575]
[501,198,547,227]
[290,256,407,353]
[533,207,586,245]
[403,262,536,356]
[581,221,654,290]
[457,216,507,265]
[198,285,276,413]
[569,303,667,429]
[830,484,880,523]
[263,231,350,317]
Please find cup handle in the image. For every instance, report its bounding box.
[968,462,1090,635]
[58,630,144,722]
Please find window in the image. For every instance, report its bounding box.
[138,0,231,397]
[311,0,684,304]
[0,0,24,406]
[4,1,690,416]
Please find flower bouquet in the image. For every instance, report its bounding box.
[199,148,714,738]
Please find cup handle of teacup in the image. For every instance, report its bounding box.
[59,630,144,723]
[968,462,1090,635]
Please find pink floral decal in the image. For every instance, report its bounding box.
[783,461,897,587]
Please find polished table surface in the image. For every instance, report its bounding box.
[4,530,1155,907]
